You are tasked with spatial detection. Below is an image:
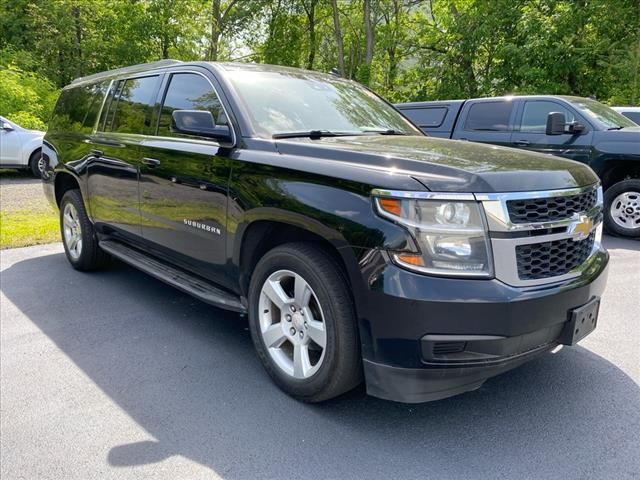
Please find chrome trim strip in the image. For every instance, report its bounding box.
[474,184,600,202]
[371,189,475,201]
[481,184,602,233]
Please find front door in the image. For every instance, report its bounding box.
[510,99,594,164]
[138,71,232,286]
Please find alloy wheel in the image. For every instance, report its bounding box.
[258,269,327,379]
[62,203,83,260]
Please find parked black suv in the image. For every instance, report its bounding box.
[397,96,640,238]
[43,61,608,403]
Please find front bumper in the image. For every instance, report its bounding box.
[354,247,609,403]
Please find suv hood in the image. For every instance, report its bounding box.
[275,135,598,193]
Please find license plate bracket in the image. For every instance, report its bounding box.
[561,297,600,346]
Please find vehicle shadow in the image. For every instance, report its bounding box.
[603,234,640,251]
[2,252,638,479]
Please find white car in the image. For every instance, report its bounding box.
[612,106,640,125]
[0,116,45,177]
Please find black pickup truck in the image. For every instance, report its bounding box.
[43,61,608,403]
[396,96,640,237]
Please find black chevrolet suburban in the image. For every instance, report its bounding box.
[43,61,609,403]
[397,96,640,238]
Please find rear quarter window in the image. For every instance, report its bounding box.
[464,101,513,131]
[401,107,448,128]
[48,82,106,133]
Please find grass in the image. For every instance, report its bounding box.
[0,206,60,249]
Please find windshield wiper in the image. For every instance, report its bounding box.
[607,126,624,130]
[360,128,408,135]
[272,130,361,139]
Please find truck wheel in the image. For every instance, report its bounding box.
[60,189,110,271]
[604,179,640,238]
[248,243,362,402]
[28,149,45,178]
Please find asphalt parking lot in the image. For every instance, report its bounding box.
[1,237,639,480]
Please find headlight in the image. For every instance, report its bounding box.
[375,196,493,277]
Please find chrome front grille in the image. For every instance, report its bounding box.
[478,184,603,287]
[506,189,598,224]
[516,232,596,280]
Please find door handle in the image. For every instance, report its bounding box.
[514,140,530,146]
[143,157,161,167]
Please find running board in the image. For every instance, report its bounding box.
[99,240,246,313]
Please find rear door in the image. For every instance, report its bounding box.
[452,99,516,147]
[510,99,594,164]
[138,69,233,285]
[86,75,161,239]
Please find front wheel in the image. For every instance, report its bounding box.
[248,243,362,402]
[604,179,640,238]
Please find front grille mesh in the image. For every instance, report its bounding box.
[516,232,595,280]
[507,189,597,224]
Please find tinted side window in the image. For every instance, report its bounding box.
[464,101,513,131]
[109,76,160,134]
[48,83,99,133]
[82,81,110,131]
[622,112,640,124]
[158,73,227,137]
[521,101,576,133]
[100,80,123,132]
[402,107,448,128]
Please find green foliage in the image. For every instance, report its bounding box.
[0,0,638,131]
[0,61,58,130]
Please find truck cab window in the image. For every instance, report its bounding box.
[157,73,227,138]
[464,101,513,131]
[521,101,576,133]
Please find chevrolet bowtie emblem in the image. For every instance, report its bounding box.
[569,215,593,241]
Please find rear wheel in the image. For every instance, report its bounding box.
[28,149,44,178]
[604,179,640,238]
[60,189,110,270]
[248,243,362,402]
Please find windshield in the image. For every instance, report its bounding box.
[570,98,637,130]
[225,69,420,137]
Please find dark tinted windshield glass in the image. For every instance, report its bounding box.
[226,70,419,137]
[521,101,575,133]
[110,75,159,134]
[158,73,227,137]
[464,101,513,131]
[569,98,636,129]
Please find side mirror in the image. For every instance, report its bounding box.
[171,110,231,143]
[546,112,566,135]
[0,122,14,131]
[568,122,586,134]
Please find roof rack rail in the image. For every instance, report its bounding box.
[70,59,183,86]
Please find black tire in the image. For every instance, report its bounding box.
[59,189,110,271]
[248,242,362,402]
[603,179,640,238]
[28,149,44,178]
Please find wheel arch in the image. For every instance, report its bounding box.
[235,218,365,308]
[598,160,640,191]
[54,170,83,207]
